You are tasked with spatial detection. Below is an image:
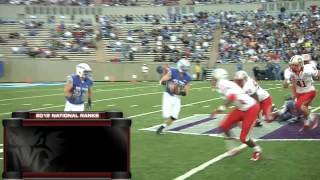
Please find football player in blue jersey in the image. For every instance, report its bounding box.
[64,63,93,111]
[156,59,192,135]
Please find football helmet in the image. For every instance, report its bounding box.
[76,63,92,78]
[234,70,249,80]
[212,68,228,86]
[234,70,249,87]
[212,68,228,80]
[177,58,191,72]
[289,55,304,73]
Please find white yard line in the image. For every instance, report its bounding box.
[0,87,210,116]
[0,91,161,116]
[130,105,139,108]
[10,82,146,93]
[140,115,201,130]
[0,85,159,102]
[311,106,320,112]
[174,144,247,180]
[129,97,221,119]
[258,139,320,142]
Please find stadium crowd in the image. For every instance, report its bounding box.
[1,0,280,6]
[0,2,319,68]
[219,9,320,64]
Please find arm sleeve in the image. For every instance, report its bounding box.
[284,69,291,80]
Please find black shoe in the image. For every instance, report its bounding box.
[255,121,263,127]
[156,126,165,135]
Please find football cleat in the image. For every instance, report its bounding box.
[156,126,165,135]
[299,118,319,131]
[250,151,262,161]
[299,124,310,132]
[255,121,263,127]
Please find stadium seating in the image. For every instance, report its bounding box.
[0,19,213,62]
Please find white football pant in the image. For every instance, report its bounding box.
[162,92,181,119]
[64,101,85,111]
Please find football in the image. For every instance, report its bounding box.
[168,82,180,95]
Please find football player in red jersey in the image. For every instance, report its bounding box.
[234,70,274,124]
[283,55,320,131]
[211,68,262,161]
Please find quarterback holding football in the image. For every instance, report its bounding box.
[156,59,192,135]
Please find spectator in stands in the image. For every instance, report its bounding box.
[195,61,202,80]
[274,61,281,81]
[201,65,208,81]
[236,60,243,71]
[266,61,274,80]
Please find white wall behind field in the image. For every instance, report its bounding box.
[0,57,288,82]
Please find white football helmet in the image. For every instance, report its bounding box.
[212,68,228,80]
[76,63,92,78]
[234,70,249,80]
[289,55,304,73]
[234,70,248,87]
[177,58,191,72]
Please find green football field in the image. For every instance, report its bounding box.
[0,81,320,180]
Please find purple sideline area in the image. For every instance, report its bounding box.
[169,117,214,131]
[203,127,223,134]
[261,121,320,139]
[168,115,320,139]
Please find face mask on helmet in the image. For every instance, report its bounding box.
[82,70,92,78]
[177,59,190,72]
[234,70,248,87]
[289,55,304,73]
[234,70,248,80]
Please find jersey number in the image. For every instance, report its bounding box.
[296,80,306,87]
